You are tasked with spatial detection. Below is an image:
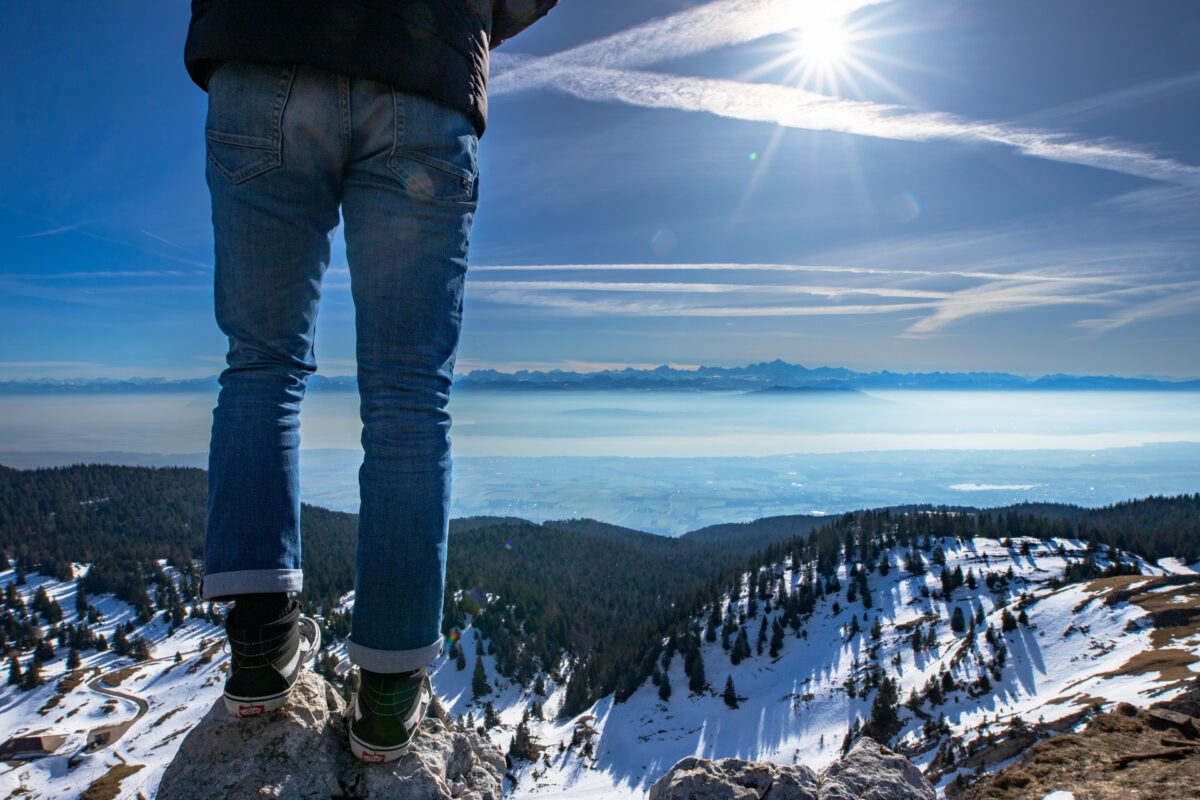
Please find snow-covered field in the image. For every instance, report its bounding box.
[1,535,1198,799]
[443,537,1200,799]
[0,565,226,799]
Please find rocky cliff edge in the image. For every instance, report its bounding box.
[157,670,505,800]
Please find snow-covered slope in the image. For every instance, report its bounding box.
[2,534,1198,800]
[0,564,226,800]
[433,536,1200,800]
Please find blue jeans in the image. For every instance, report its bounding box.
[200,62,478,673]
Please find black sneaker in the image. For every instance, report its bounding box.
[222,595,320,717]
[347,666,433,763]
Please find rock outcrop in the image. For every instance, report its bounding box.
[157,670,505,800]
[649,738,935,800]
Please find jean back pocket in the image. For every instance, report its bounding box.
[387,90,479,204]
[205,62,296,184]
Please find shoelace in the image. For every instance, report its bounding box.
[357,674,425,714]
[225,627,297,670]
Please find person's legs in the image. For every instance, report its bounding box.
[202,62,345,600]
[339,80,478,673]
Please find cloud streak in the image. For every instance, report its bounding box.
[491,0,1200,187]
[16,222,86,238]
[490,0,887,93]
[536,66,1200,187]
[465,256,1197,335]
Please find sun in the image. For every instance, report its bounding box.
[747,9,870,97]
[796,16,850,71]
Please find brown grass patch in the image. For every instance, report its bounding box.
[57,667,96,694]
[1149,623,1200,649]
[1070,694,1107,708]
[1129,583,1200,614]
[37,693,65,715]
[100,666,141,688]
[150,725,192,751]
[148,706,183,730]
[79,763,144,800]
[895,613,938,632]
[1045,694,1076,706]
[1084,575,1149,595]
[186,640,223,675]
[1103,649,1199,684]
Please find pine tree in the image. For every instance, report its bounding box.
[867,677,899,738]
[509,720,537,761]
[769,620,785,658]
[484,701,501,729]
[131,636,153,661]
[684,645,706,694]
[7,654,21,686]
[722,675,738,709]
[950,606,966,633]
[21,657,42,690]
[472,654,492,698]
[67,646,81,670]
[658,671,672,702]
[730,627,751,665]
[112,626,130,657]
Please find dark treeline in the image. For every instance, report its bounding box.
[0,464,358,614]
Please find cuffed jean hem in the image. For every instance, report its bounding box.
[346,635,444,673]
[201,568,304,600]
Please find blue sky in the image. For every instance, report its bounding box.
[2,0,1198,380]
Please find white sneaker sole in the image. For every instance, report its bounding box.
[348,728,413,763]
[224,688,293,717]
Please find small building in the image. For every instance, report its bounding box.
[0,733,67,761]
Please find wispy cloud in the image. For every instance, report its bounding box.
[472,288,936,317]
[1075,281,1200,335]
[469,279,949,299]
[530,66,1200,187]
[492,0,1200,187]
[465,254,1197,336]
[470,262,1130,286]
[1019,70,1200,126]
[16,222,86,239]
[491,0,887,92]
[0,361,103,369]
[5,270,206,279]
[140,229,187,250]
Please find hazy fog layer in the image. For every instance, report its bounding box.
[2,390,1197,534]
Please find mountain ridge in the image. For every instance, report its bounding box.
[3,359,1198,394]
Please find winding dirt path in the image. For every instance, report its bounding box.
[82,649,204,751]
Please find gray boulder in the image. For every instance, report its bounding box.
[820,738,934,800]
[156,669,505,800]
[649,738,932,800]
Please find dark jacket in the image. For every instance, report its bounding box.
[184,0,557,135]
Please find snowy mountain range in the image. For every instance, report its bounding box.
[1,497,1198,799]
[1,359,1197,394]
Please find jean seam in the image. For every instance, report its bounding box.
[340,73,352,155]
